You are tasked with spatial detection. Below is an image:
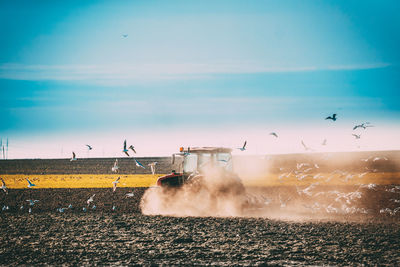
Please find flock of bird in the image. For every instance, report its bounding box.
[0,138,160,213]
[70,139,157,174]
[236,113,374,152]
[1,113,399,216]
[234,114,398,216]
[0,176,138,213]
[244,153,400,216]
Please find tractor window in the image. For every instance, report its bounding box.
[198,153,212,171]
[183,154,198,173]
[216,153,233,171]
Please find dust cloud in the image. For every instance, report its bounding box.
[140,165,248,217]
[141,151,400,221]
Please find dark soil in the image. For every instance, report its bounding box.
[0,213,399,266]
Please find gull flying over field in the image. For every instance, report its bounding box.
[112,177,120,192]
[301,140,313,151]
[352,134,361,139]
[148,162,158,175]
[360,156,372,162]
[26,178,36,188]
[26,199,39,206]
[279,194,291,208]
[111,159,119,173]
[126,191,134,198]
[269,132,278,138]
[321,139,327,146]
[122,140,130,156]
[359,183,377,191]
[237,141,247,151]
[122,34,128,38]
[129,145,136,154]
[297,162,310,170]
[1,178,7,194]
[87,194,95,206]
[373,156,388,161]
[353,122,374,130]
[325,114,337,121]
[135,159,145,169]
[86,144,93,150]
[70,152,77,161]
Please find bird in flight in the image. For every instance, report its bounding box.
[325,114,337,121]
[352,134,361,139]
[112,177,120,192]
[126,191,134,198]
[279,194,291,208]
[111,159,119,173]
[269,132,278,138]
[148,162,157,175]
[1,178,7,194]
[26,199,39,206]
[129,145,136,154]
[86,145,93,150]
[301,140,313,151]
[70,152,77,161]
[321,139,327,146]
[87,194,95,206]
[237,141,247,151]
[123,140,130,156]
[353,122,374,130]
[135,159,145,169]
[122,34,128,38]
[26,178,36,188]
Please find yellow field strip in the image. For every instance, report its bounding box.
[1,172,399,189]
[1,174,162,189]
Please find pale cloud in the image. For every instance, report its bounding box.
[0,62,391,83]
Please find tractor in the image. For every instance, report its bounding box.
[157,147,244,191]
[138,147,249,217]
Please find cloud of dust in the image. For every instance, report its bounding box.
[141,151,400,221]
[140,164,249,217]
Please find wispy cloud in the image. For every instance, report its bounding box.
[0,62,391,83]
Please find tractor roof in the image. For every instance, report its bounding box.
[180,147,232,153]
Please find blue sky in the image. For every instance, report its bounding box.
[0,0,399,158]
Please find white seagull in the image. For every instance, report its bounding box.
[87,194,95,206]
[1,178,8,194]
[129,145,136,154]
[279,194,291,208]
[237,141,247,151]
[122,140,130,156]
[148,162,158,175]
[26,199,39,206]
[70,152,77,161]
[26,178,36,188]
[111,159,119,173]
[125,191,134,198]
[301,140,313,151]
[112,177,120,192]
[321,139,327,146]
[353,122,374,130]
[352,134,361,139]
[325,113,337,121]
[135,159,145,169]
[269,132,278,138]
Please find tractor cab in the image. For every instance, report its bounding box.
[157,147,234,187]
